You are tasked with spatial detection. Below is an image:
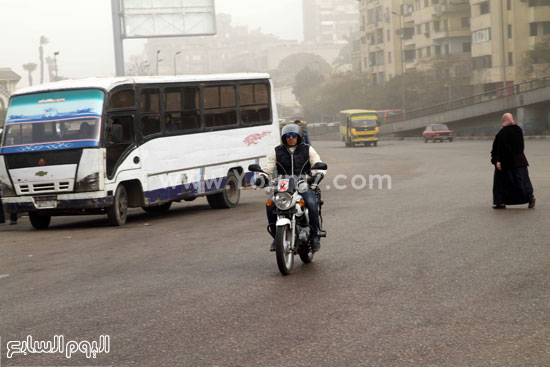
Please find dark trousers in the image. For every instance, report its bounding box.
[266,189,320,238]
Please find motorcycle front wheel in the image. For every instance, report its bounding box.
[275,225,294,275]
[299,247,314,264]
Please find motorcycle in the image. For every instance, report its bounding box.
[248,162,327,275]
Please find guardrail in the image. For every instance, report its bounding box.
[386,75,550,123]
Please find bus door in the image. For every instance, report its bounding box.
[105,113,141,179]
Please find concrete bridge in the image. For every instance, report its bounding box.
[380,76,550,137]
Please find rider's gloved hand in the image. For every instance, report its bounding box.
[254,175,268,188]
[307,173,324,186]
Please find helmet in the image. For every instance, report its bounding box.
[281,123,303,145]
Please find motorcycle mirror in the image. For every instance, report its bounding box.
[248,164,264,172]
[312,162,327,170]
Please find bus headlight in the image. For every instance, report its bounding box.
[0,180,16,197]
[75,172,100,192]
[274,192,293,210]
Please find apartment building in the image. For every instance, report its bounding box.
[359,0,471,84]
[471,0,550,94]
[303,0,360,45]
[359,0,550,93]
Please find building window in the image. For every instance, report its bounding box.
[508,24,512,38]
[444,19,448,31]
[463,42,471,52]
[388,52,392,63]
[387,30,391,41]
[530,22,538,36]
[480,1,490,15]
[425,23,430,33]
[376,28,384,43]
[435,45,441,55]
[434,20,440,32]
[369,52,376,66]
[472,28,491,43]
[416,25,422,34]
[424,0,430,7]
[426,47,432,57]
[368,9,374,25]
[544,21,550,34]
[472,55,492,69]
[417,48,423,59]
[508,52,513,66]
[507,0,511,10]
[529,0,550,6]
[461,17,470,28]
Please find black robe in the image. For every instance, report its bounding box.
[490,125,534,205]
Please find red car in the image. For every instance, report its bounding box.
[423,124,454,143]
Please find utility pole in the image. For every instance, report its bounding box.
[500,0,507,95]
[173,51,182,75]
[446,0,452,102]
[53,51,59,81]
[111,0,125,76]
[156,50,163,76]
[392,11,406,112]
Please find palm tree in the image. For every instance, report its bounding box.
[22,63,38,86]
[39,36,49,84]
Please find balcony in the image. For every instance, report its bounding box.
[433,1,470,17]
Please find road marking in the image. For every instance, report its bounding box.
[0,274,10,279]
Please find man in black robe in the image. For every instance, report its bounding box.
[490,112,535,209]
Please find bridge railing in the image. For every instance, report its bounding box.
[385,75,550,123]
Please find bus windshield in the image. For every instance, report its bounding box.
[1,89,104,153]
[351,115,377,127]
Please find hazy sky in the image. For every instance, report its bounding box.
[0,0,302,88]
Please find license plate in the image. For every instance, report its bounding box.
[34,196,57,208]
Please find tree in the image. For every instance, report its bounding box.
[39,36,49,84]
[22,63,38,86]
[293,67,324,105]
[126,55,153,76]
[270,53,331,88]
[523,36,550,78]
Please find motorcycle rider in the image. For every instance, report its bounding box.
[255,123,326,252]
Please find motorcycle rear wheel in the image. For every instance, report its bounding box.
[275,225,294,275]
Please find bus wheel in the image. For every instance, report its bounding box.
[29,212,51,230]
[142,202,172,213]
[107,185,128,226]
[373,141,378,147]
[207,171,240,209]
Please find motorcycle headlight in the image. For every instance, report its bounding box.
[75,172,100,192]
[274,192,293,210]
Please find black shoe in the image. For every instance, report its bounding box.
[9,220,17,225]
[528,198,536,209]
[311,237,320,252]
[270,240,276,252]
[492,204,506,209]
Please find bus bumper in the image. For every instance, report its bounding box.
[352,135,379,142]
[2,191,113,214]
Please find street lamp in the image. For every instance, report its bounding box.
[53,51,60,81]
[156,50,163,76]
[173,51,182,75]
[391,11,406,113]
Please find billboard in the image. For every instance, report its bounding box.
[121,0,216,38]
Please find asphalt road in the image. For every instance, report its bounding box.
[1,139,549,366]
